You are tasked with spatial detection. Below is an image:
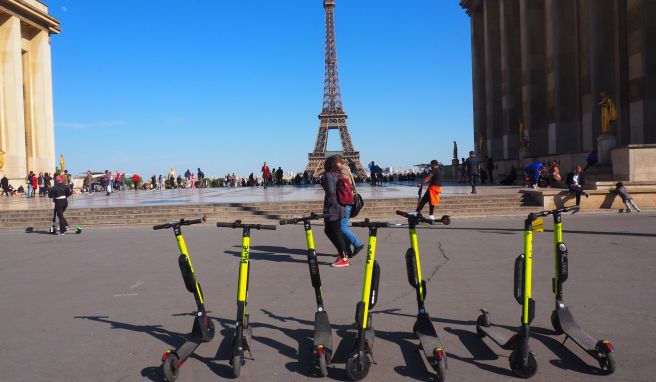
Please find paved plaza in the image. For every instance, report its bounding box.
[0,183,522,211]
[1,212,655,382]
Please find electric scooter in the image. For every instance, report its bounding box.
[416,184,451,225]
[475,212,543,378]
[345,219,386,381]
[396,210,447,381]
[548,205,616,374]
[154,217,215,382]
[280,212,333,377]
[216,220,277,378]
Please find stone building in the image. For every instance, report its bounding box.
[460,0,656,179]
[0,0,59,186]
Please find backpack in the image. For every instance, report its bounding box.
[336,173,354,206]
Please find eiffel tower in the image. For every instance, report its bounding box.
[305,0,367,179]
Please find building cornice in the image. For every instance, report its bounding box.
[0,0,60,34]
[460,0,483,15]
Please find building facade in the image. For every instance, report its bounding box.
[0,0,59,186]
[460,0,656,174]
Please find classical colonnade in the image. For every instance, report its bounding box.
[461,0,655,169]
[0,0,59,185]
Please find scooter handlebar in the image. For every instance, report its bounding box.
[352,219,390,228]
[153,216,206,230]
[216,221,277,230]
[279,212,324,225]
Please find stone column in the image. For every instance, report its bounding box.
[500,0,522,160]
[484,0,503,159]
[519,0,548,158]
[588,0,617,147]
[552,0,581,153]
[643,0,656,143]
[28,30,56,173]
[0,15,27,183]
[468,3,487,159]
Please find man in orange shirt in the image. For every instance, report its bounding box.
[412,160,443,221]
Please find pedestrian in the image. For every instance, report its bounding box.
[1,175,9,196]
[615,182,640,213]
[565,166,589,206]
[335,155,364,257]
[465,151,480,193]
[412,160,443,220]
[276,167,283,186]
[26,171,35,198]
[169,174,175,189]
[48,175,72,234]
[114,171,123,191]
[583,151,598,172]
[321,155,350,268]
[62,170,73,192]
[104,170,112,196]
[83,171,93,193]
[131,173,139,190]
[460,158,466,182]
[158,174,163,190]
[487,156,495,184]
[525,160,543,189]
[37,172,45,196]
[261,162,271,189]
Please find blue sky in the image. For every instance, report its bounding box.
[48,0,473,177]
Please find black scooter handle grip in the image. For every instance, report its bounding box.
[561,205,580,213]
[279,218,297,225]
[257,224,277,230]
[280,213,324,225]
[185,218,204,225]
[152,223,170,230]
[216,222,237,228]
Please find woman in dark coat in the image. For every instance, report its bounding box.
[322,155,349,267]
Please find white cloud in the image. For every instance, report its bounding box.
[57,120,127,129]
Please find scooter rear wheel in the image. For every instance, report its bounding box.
[318,353,328,377]
[434,357,446,382]
[202,318,216,343]
[550,310,563,335]
[232,354,242,378]
[509,350,538,378]
[600,352,616,375]
[162,353,180,382]
[346,353,370,381]
[475,314,488,337]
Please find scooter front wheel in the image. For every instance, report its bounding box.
[232,355,242,378]
[440,215,451,225]
[509,350,538,378]
[318,353,328,377]
[162,353,180,382]
[346,353,370,381]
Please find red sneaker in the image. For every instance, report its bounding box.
[331,256,350,268]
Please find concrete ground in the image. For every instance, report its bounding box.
[1,212,654,382]
[0,182,522,211]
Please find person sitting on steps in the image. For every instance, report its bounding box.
[565,166,590,206]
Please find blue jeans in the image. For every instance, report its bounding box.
[27,184,33,197]
[341,205,362,251]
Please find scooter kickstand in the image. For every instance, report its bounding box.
[561,336,570,346]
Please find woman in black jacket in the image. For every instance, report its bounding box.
[322,155,349,267]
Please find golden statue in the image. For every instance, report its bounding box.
[478,135,486,154]
[519,119,529,148]
[169,167,176,177]
[0,149,5,170]
[599,91,618,136]
[59,154,65,172]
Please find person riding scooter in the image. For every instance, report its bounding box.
[48,175,72,234]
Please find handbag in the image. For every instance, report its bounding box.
[350,193,365,218]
